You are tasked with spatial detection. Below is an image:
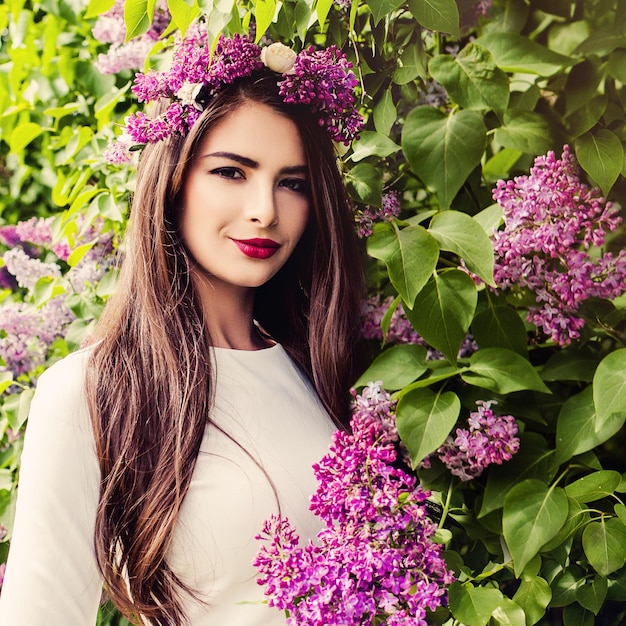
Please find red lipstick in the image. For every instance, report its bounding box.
[232,238,280,259]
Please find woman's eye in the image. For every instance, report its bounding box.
[280,178,309,194]
[212,167,244,180]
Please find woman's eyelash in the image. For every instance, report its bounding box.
[281,178,309,194]
[211,167,243,179]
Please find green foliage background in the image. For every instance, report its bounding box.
[2,0,626,624]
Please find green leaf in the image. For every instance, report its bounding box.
[565,470,622,504]
[562,604,594,626]
[407,0,459,37]
[9,122,42,153]
[607,565,626,601]
[354,344,428,390]
[475,32,574,76]
[576,576,608,615]
[366,0,404,23]
[124,0,150,40]
[85,0,116,18]
[556,387,625,465]
[471,305,528,357]
[503,479,569,576]
[402,107,487,209]
[396,387,460,468]
[480,433,556,517]
[366,223,439,309]
[200,0,234,45]
[494,110,554,155]
[575,129,624,197]
[541,349,599,382]
[373,89,397,136]
[582,518,626,576]
[490,598,526,626]
[67,242,96,268]
[254,0,277,40]
[0,370,14,394]
[616,503,626,525]
[315,0,333,30]
[350,131,400,162]
[462,348,551,395]
[345,162,383,206]
[593,348,626,426]
[429,43,509,117]
[512,576,552,625]
[168,0,200,36]
[392,43,424,84]
[483,149,524,183]
[404,269,477,364]
[448,582,504,626]
[428,210,495,286]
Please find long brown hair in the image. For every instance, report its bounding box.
[86,71,365,624]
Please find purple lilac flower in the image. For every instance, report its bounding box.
[0,562,5,591]
[255,383,453,624]
[436,401,520,481]
[279,45,363,145]
[3,248,61,292]
[92,0,171,74]
[492,145,626,346]
[334,0,353,8]
[356,191,401,238]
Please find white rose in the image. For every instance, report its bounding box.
[261,43,297,74]
[175,82,203,108]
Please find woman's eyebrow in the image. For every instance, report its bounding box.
[203,151,307,175]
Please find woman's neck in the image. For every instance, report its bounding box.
[192,273,271,351]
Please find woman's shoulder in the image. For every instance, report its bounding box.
[31,344,96,417]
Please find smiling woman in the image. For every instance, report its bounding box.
[0,28,365,626]
[181,102,311,346]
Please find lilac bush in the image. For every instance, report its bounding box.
[0,217,115,383]
[492,145,626,345]
[254,383,453,624]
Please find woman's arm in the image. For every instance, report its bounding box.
[0,349,103,624]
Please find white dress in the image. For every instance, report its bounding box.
[0,343,336,625]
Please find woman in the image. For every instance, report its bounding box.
[0,28,364,626]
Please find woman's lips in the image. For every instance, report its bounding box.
[232,238,281,259]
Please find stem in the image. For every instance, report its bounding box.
[438,476,455,528]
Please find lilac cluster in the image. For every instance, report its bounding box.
[92,0,170,74]
[108,24,364,162]
[435,401,519,481]
[279,45,363,145]
[492,145,626,346]
[254,383,453,625]
[356,191,402,238]
[0,218,114,379]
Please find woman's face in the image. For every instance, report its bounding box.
[180,101,310,297]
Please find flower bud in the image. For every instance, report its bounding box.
[261,43,297,74]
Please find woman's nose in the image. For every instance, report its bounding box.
[246,181,278,227]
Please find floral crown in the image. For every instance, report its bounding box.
[105,23,364,164]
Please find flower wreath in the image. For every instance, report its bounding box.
[106,23,364,163]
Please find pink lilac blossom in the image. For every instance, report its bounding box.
[3,248,61,292]
[0,562,5,591]
[92,0,170,74]
[492,145,626,346]
[279,45,363,145]
[254,383,453,624]
[435,401,520,481]
[356,191,402,238]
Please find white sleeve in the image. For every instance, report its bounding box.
[0,349,103,625]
